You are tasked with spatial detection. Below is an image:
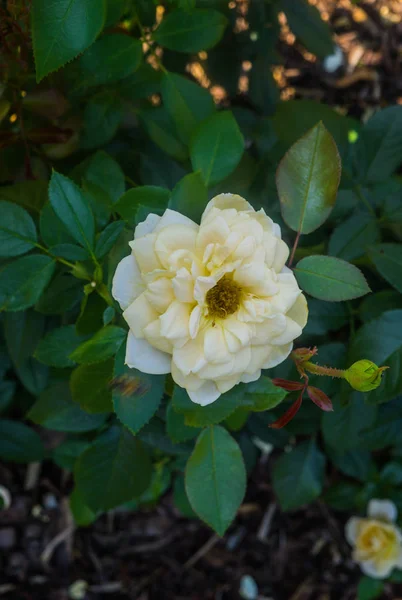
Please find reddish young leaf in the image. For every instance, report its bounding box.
[307,386,333,412]
[272,378,305,392]
[269,392,303,429]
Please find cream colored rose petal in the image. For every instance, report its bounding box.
[345,517,363,544]
[135,213,161,238]
[111,255,144,311]
[154,208,198,232]
[130,234,161,273]
[262,342,293,369]
[125,332,171,374]
[159,300,191,344]
[187,380,221,406]
[202,193,254,222]
[287,294,308,328]
[123,293,159,338]
[368,499,398,522]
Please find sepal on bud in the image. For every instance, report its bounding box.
[344,359,388,392]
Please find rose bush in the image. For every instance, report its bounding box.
[1,2,402,595]
[112,194,308,405]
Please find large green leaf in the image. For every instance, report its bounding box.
[0,202,37,257]
[348,310,402,404]
[190,112,244,186]
[0,420,44,463]
[28,381,107,432]
[359,291,402,324]
[280,0,334,58]
[70,359,114,413]
[0,180,48,214]
[242,377,287,412]
[115,186,170,224]
[172,385,244,427]
[294,255,370,301]
[77,33,142,88]
[36,272,82,315]
[166,401,201,444]
[329,213,380,261]
[153,9,227,52]
[32,0,106,82]
[139,107,188,162]
[368,244,402,294]
[185,426,246,535]
[0,255,56,311]
[272,439,326,511]
[355,106,402,183]
[112,344,165,434]
[70,326,126,364]
[95,221,125,259]
[75,425,152,511]
[168,172,207,223]
[161,72,215,144]
[81,92,122,150]
[322,396,377,452]
[277,122,341,234]
[49,171,95,253]
[34,325,88,368]
[83,151,125,204]
[357,576,384,600]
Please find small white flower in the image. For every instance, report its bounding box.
[345,499,402,578]
[112,194,308,405]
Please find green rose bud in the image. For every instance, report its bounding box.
[344,359,388,392]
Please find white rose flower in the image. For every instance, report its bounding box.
[345,499,402,578]
[112,193,308,406]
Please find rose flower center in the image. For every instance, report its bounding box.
[206,276,242,319]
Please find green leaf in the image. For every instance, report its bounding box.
[78,33,142,88]
[40,202,76,247]
[34,325,88,368]
[0,180,48,214]
[3,310,48,395]
[329,214,380,261]
[70,359,114,414]
[70,487,98,527]
[304,300,349,336]
[277,122,341,234]
[53,439,90,471]
[70,326,126,364]
[32,0,105,82]
[355,106,402,183]
[380,461,402,486]
[166,401,201,443]
[49,244,90,261]
[323,481,361,511]
[169,172,208,223]
[0,380,15,414]
[153,9,227,52]
[83,181,112,229]
[357,576,384,600]
[0,419,44,463]
[322,395,377,452]
[329,448,373,482]
[49,171,95,253]
[349,310,402,404]
[112,345,164,434]
[75,425,152,511]
[95,221,125,259]
[242,376,287,412]
[84,151,125,204]
[75,291,107,335]
[360,401,402,450]
[190,112,244,186]
[173,475,196,518]
[185,426,246,535]
[172,384,244,427]
[294,255,370,301]
[36,272,82,315]
[28,381,106,432]
[81,92,122,150]
[280,0,334,58]
[139,107,188,162]
[115,186,170,224]
[272,439,326,511]
[368,244,402,294]
[0,255,56,311]
[359,291,402,323]
[0,201,37,257]
[161,72,215,144]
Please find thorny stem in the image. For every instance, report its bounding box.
[303,361,346,379]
